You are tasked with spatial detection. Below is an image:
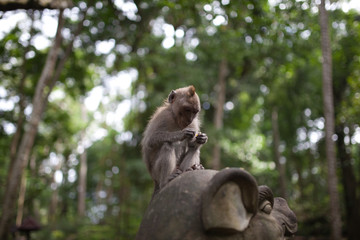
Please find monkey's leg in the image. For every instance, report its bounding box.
[167,167,183,183]
[154,142,176,189]
[179,132,207,171]
[167,148,204,184]
[179,148,201,171]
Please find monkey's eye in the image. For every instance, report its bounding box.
[184,107,198,115]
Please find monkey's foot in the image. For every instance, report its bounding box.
[185,163,205,172]
[167,168,183,183]
[168,164,205,184]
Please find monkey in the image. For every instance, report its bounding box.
[141,85,208,194]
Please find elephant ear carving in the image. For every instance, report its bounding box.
[201,168,258,234]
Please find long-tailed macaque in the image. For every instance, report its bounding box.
[141,85,207,193]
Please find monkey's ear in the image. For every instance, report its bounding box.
[168,90,176,103]
[188,85,196,96]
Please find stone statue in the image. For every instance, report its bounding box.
[136,168,297,240]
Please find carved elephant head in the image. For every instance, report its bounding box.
[136,168,297,240]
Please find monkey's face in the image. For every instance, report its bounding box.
[169,86,201,129]
[177,102,200,128]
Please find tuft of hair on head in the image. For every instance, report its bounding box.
[188,85,196,96]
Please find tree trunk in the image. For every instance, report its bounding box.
[211,58,228,170]
[48,155,62,224]
[77,103,88,217]
[307,150,319,202]
[7,11,35,191]
[336,125,360,240]
[271,108,287,199]
[0,10,64,239]
[319,1,342,239]
[11,17,35,234]
[15,170,27,227]
[293,154,304,200]
[49,186,59,224]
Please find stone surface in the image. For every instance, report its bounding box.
[136,168,297,240]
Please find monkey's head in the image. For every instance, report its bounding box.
[168,85,201,129]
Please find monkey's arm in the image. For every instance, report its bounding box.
[146,129,195,147]
[179,133,208,170]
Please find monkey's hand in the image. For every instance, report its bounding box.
[188,132,208,148]
[182,128,196,140]
[195,132,208,145]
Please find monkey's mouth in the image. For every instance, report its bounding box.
[179,119,192,128]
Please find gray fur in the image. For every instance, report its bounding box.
[141,86,207,192]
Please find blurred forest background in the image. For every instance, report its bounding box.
[0,0,360,239]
